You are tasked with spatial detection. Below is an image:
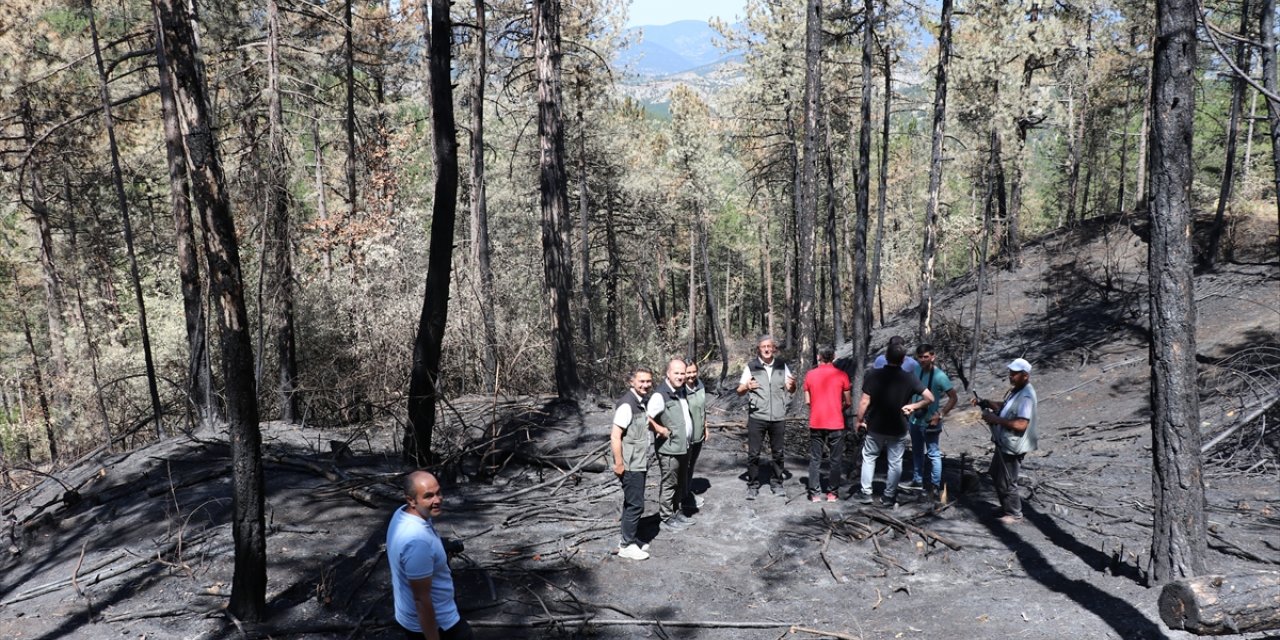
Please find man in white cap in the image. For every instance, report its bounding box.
[974,358,1038,524]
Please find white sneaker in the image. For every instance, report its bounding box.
[618,544,650,560]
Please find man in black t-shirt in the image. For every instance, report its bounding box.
[854,343,934,507]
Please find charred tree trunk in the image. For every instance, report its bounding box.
[1257,0,1279,247]
[343,0,359,256]
[1148,0,1208,584]
[406,0,460,464]
[1159,571,1280,635]
[1136,42,1155,212]
[604,192,619,354]
[851,0,875,383]
[534,0,581,398]
[267,0,300,422]
[794,0,820,371]
[1202,0,1252,270]
[578,108,595,365]
[154,10,213,429]
[469,0,498,392]
[154,0,266,617]
[969,130,999,385]
[87,0,164,437]
[688,210,697,359]
[871,41,891,331]
[823,110,843,347]
[918,0,953,342]
[700,216,729,381]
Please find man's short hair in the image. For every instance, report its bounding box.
[401,470,435,499]
[888,335,906,347]
[916,343,935,356]
[818,345,835,362]
[757,334,776,348]
[886,343,906,365]
[667,358,686,373]
[629,366,652,381]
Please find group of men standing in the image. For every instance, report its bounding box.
[609,333,1041,560]
[609,358,709,560]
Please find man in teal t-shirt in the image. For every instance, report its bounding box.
[905,344,957,497]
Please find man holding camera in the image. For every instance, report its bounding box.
[387,471,474,640]
[974,358,1039,524]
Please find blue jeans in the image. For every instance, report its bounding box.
[909,420,943,487]
[860,432,909,499]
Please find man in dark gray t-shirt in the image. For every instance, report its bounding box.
[854,343,933,507]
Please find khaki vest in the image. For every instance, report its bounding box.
[746,357,790,421]
[615,391,651,471]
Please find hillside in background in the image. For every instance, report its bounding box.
[615,20,744,113]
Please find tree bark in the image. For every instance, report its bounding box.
[1159,572,1280,635]
[469,0,497,391]
[266,0,300,422]
[1257,0,1280,247]
[700,216,729,381]
[969,130,999,385]
[578,108,595,366]
[604,191,619,354]
[871,37,891,332]
[1148,0,1208,584]
[153,0,266,618]
[405,0,460,465]
[1136,41,1155,211]
[823,109,843,348]
[154,9,213,429]
[534,0,582,398]
[852,0,875,382]
[344,0,359,259]
[1202,0,1252,270]
[794,0,821,371]
[918,0,953,342]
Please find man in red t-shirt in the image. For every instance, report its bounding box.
[803,346,852,502]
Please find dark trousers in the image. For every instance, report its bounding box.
[402,618,473,640]
[683,440,703,508]
[990,448,1025,517]
[657,453,688,519]
[807,428,845,493]
[747,417,786,488]
[619,470,645,546]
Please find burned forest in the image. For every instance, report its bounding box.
[1,0,1278,639]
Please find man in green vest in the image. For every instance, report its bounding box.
[736,335,796,499]
[649,358,696,530]
[610,367,661,560]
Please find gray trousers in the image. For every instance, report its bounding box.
[990,448,1025,517]
[657,452,689,520]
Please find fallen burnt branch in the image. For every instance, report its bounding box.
[469,442,610,504]
[265,454,398,508]
[864,509,963,550]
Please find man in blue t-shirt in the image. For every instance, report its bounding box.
[387,471,473,640]
[904,344,958,497]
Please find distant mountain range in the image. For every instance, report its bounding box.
[616,20,740,77]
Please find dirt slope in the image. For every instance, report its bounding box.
[1,218,1277,640]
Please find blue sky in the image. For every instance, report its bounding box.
[625,0,746,27]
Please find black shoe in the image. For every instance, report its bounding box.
[880,495,897,508]
[856,491,874,505]
[771,484,786,498]
[746,485,759,500]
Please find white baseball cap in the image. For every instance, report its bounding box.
[1007,358,1032,373]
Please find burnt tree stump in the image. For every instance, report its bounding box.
[1158,572,1280,634]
